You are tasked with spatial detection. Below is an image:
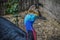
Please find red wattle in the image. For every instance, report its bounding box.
[32,29,37,40]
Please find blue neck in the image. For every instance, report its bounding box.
[24,13,38,32]
[25,21,33,32]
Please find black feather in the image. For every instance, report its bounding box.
[0,17,27,40]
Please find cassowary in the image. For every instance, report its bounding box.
[0,17,26,40]
[24,3,45,40]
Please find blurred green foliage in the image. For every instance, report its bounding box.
[5,0,19,26]
[5,0,19,15]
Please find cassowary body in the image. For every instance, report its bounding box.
[0,17,26,40]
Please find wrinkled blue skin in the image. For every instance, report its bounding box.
[24,13,38,32]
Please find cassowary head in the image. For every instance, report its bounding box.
[28,3,46,20]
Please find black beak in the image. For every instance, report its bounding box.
[37,9,46,20]
[39,16,47,20]
[38,13,46,20]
